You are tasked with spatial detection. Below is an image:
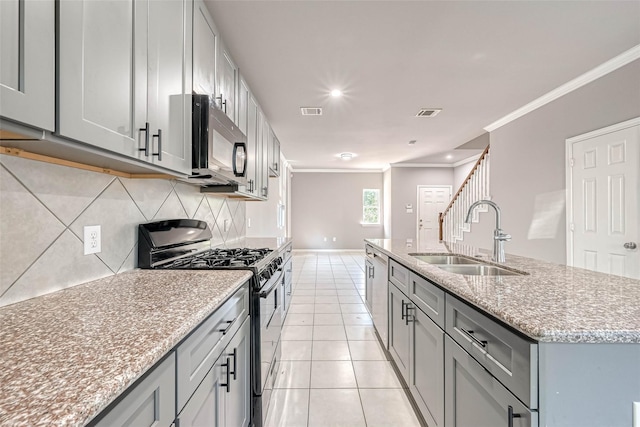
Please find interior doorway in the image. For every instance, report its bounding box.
[566,117,639,279]
[417,185,452,245]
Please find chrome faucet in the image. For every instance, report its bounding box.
[465,200,511,263]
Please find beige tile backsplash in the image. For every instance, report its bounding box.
[0,154,246,307]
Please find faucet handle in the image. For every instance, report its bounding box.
[495,232,511,241]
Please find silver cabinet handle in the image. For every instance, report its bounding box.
[138,122,150,156]
[624,242,637,250]
[152,129,162,161]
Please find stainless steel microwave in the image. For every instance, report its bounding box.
[190,94,247,186]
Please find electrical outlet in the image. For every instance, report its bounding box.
[323,237,327,242]
[332,237,336,242]
[247,218,251,228]
[224,219,229,233]
[84,225,101,255]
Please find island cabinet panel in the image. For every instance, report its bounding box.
[388,282,411,383]
[538,342,640,427]
[445,294,537,409]
[409,272,445,329]
[445,336,535,427]
[389,259,410,295]
[93,353,176,427]
[410,304,444,427]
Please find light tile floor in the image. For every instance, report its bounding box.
[265,251,423,427]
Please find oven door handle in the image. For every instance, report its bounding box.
[259,270,284,298]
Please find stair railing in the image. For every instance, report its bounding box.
[438,145,490,242]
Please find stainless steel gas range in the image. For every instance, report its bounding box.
[137,219,290,427]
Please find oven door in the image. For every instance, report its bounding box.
[259,271,283,421]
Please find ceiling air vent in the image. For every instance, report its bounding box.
[415,108,442,118]
[301,107,323,116]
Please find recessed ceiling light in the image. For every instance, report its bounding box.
[340,152,354,160]
[331,89,342,97]
[446,154,453,159]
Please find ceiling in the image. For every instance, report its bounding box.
[205,1,640,171]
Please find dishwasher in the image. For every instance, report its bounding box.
[366,245,389,349]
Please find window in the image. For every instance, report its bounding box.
[362,189,380,224]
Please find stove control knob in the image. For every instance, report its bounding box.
[261,270,271,281]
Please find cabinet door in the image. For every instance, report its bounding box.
[224,318,250,427]
[193,0,217,96]
[95,354,176,427]
[244,94,260,196]
[388,282,410,382]
[255,106,266,198]
[178,358,223,427]
[0,0,54,131]
[217,43,237,123]
[445,336,534,427]
[410,306,444,427]
[268,132,280,177]
[58,0,142,157]
[147,0,192,174]
[261,117,271,198]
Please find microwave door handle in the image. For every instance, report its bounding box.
[233,142,247,177]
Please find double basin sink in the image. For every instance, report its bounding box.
[409,254,527,276]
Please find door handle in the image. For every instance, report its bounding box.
[152,129,162,161]
[229,347,237,380]
[507,405,522,427]
[221,357,231,393]
[138,122,150,156]
[624,242,637,250]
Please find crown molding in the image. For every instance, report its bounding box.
[292,168,383,173]
[484,44,640,132]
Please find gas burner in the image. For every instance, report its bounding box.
[158,247,273,270]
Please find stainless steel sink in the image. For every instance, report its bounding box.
[408,254,483,265]
[436,264,526,276]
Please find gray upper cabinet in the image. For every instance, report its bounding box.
[0,0,54,131]
[217,43,237,124]
[146,0,193,174]
[268,132,281,177]
[58,0,192,175]
[261,116,271,198]
[193,0,217,97]
[58,0,140,157]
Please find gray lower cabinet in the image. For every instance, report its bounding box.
[371,251,389,347]
[365,258,373,312]
[178,317,250,427]
[445,335,535,427]
[0,0,54,131]
[388,282,411,383]
[93,354,176,427]
[410,303,444,427]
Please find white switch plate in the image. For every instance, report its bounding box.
[247,217,251,228]
[332,237,336,242]
[84,225,101,255]
[633,402,639,427]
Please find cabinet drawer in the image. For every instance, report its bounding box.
[177,282,249,411]
[93,353,176,427]
[445,295,537,409]
[389,259,409,294]
[409,272,445,329]
[445,336,536,427]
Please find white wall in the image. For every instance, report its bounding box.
[464,59,640,263]
[390,167,453,242]
[291,172,384,249]
[453,158,476,191]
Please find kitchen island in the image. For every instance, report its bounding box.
[0,268,252,426]
[365,238,640,427]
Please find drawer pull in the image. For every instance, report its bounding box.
[462,328,488,348]
[401,300,406,320]
[218,319,235,335]
[221,357,231,393]
[508,405,522,427]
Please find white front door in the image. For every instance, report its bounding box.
[568,118,639,279]
[417,186,451,244]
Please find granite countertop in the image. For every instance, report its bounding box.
[0,269,253,427]
[365,239,640,344]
